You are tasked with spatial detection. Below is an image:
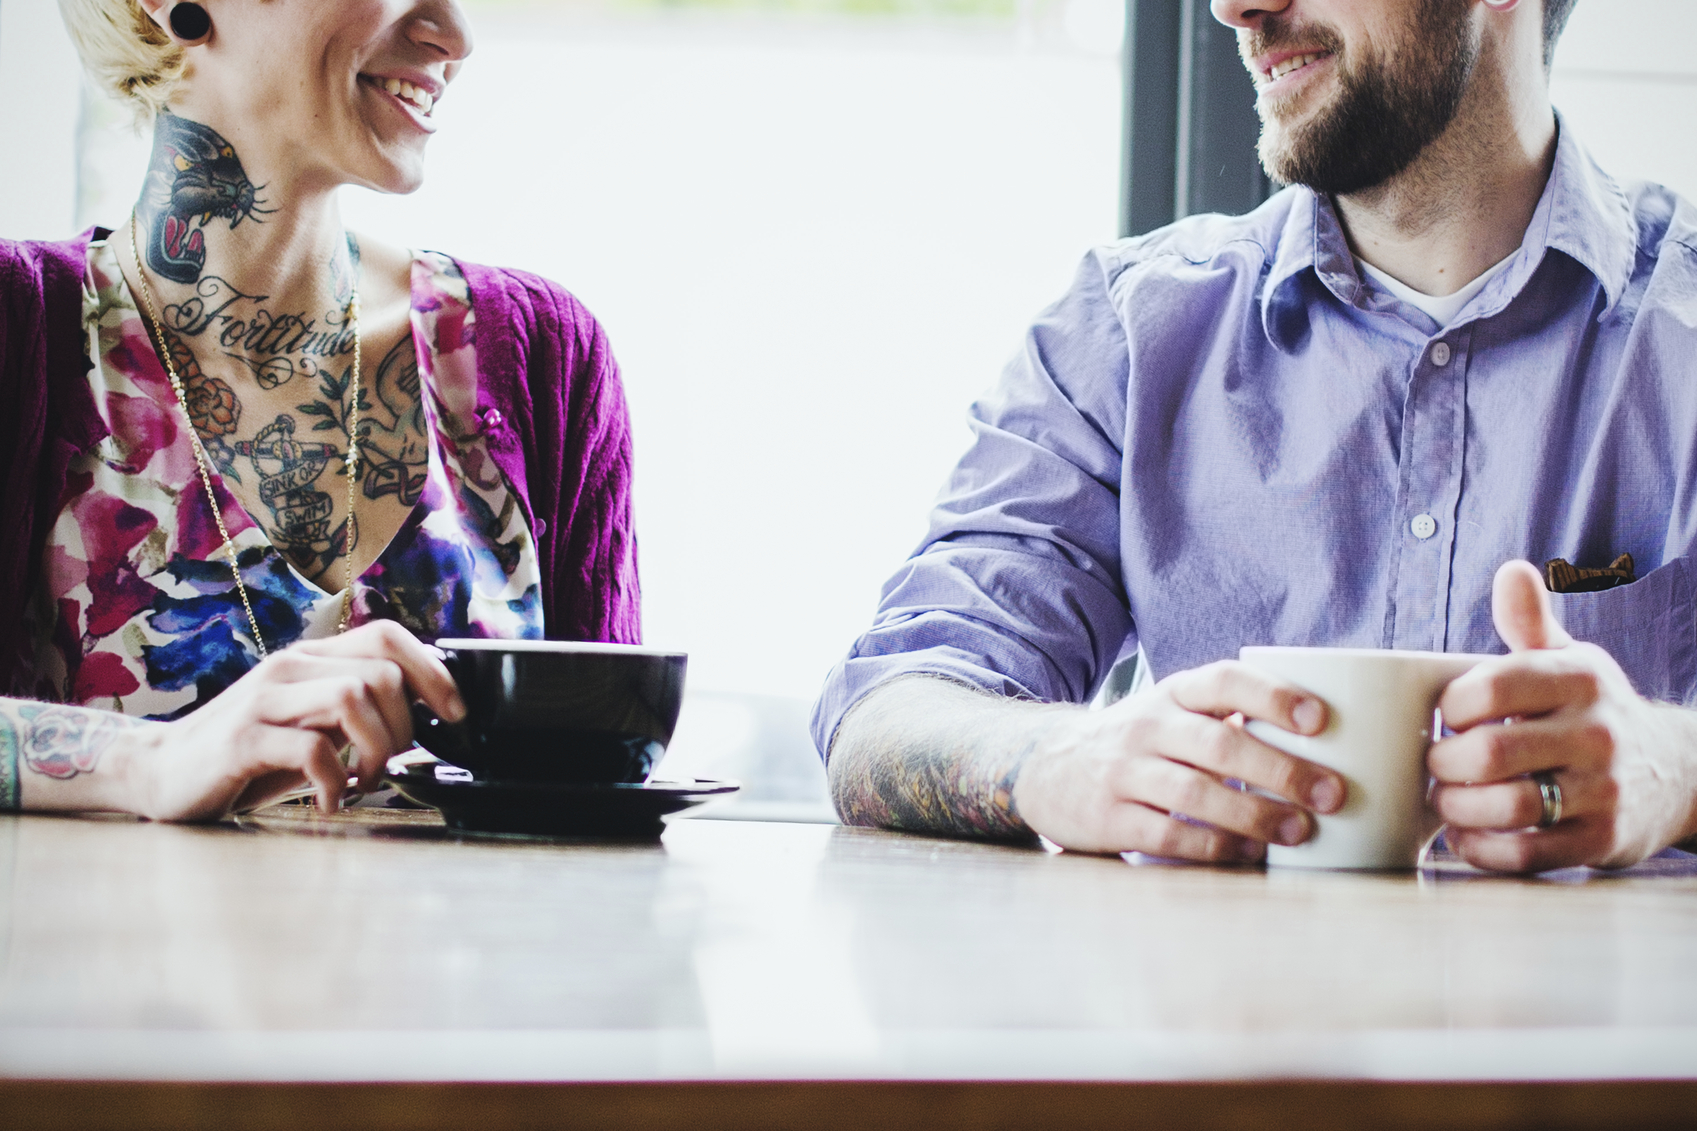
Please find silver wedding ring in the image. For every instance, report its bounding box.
[1533,770,1563,829]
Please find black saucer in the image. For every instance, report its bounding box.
[386,762,740,838]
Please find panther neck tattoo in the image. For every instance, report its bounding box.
[139,111,274,286]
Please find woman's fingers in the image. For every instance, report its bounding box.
[137,622,479,823]
[289,621,465,722]
[293,729,354,812]
[242,730,352,814]
[228,767,312,815]
[264,653,413,733]
[256,678,405,791]
[144,723,349,822]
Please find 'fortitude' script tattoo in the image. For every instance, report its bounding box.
[140,112,272,285]
[3,704,140,781]
[160,275,358,391]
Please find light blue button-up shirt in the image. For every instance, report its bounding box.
[814,123,1697,759]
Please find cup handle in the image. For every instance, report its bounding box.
[411,649,471,760]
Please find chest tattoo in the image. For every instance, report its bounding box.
[131,111,433,581]
[233,415,342,568]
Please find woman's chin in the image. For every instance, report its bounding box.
[350,153,428,196]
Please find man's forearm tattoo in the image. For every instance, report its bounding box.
[830,714,1036,844]
[1,704,146,784]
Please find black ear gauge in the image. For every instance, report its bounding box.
[168,2,212,44]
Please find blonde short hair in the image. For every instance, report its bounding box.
[58,0,185,123]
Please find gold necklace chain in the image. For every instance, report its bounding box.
[126,212,363,657]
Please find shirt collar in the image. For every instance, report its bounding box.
[1260,112,1637,351]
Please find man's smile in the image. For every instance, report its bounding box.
[1254,48,1337,96]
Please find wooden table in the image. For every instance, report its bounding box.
[2,807,1695,1129]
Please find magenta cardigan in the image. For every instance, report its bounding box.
[0,231,640,693]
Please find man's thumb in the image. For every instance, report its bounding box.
[1493,559,1573,652]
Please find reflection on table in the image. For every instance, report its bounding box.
[2,808,1695,1128]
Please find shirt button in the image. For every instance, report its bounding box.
[1430,342,1452,367]
[1411,513,1438,540]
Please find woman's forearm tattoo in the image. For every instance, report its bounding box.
[0,704,146,783]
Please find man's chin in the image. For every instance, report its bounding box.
[1256,129,1303,187]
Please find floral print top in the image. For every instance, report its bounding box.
[31,240,544,720]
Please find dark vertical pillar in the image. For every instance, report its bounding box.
[1121,0,1181,239]
[1121,0,1273,238]
[1182,2,1270,217]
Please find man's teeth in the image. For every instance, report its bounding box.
[381,77,434,115]
[1268,53,1324,81]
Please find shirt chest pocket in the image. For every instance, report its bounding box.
[1549,556,1697,706]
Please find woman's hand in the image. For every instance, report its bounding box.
[121,621,466,821]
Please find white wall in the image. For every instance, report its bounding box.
[1551,0,1697,199]
[0,0,82,239]
[331,16,1124,701]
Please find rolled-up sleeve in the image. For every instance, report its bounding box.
[811,251,1134,760]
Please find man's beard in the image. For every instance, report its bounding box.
[1251,0,1479,195]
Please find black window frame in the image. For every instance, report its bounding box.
[1121,0,1273,238]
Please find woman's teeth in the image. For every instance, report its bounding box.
[1268,53,1325,82]
[381,78,434,115]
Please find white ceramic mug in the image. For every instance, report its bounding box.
[1238,646,1491,870]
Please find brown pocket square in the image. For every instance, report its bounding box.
[1544,553,1635,594]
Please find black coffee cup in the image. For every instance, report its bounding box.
[410,640,688,785]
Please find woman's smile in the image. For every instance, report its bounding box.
[358,70,442,133]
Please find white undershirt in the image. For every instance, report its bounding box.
[1356,253,1515,327]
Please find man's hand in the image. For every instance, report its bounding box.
[1430,560,1697,872]
[1013,662,1345,861]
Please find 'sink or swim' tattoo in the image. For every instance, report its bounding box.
[139,112,272,285]
[233,402,351,577]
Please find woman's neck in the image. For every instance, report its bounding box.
[133,110,359,361]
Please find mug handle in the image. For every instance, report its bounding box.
[410,649,475,762]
